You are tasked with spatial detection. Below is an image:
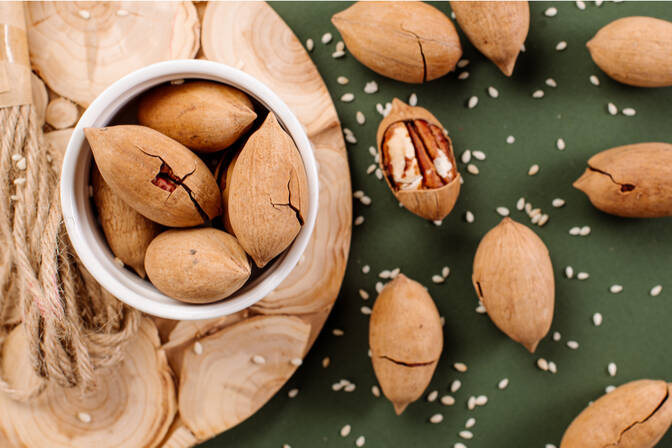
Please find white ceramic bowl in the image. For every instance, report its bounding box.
[61,60,319,320]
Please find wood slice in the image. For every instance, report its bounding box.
[26,2,200,107]
[30,72,48,126]
[0,318,176,448]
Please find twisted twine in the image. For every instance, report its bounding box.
[0,104,140,400]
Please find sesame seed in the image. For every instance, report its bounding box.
[461,149,472,164]
[379,270,392,279]
[487,86,499,98]
[459,430,474,440]
[528,164,540,176]
[455,444,467,448]
[77,411,92,423]
[605,385,616,393]
[506,135,516,144]
[475,303,486,314]
[576,0,586,9]
[290,358,303,367]
[650,285,663,297]
[375,282,384,293]
[332,50,345,58]
[555,41,567,51]
[553,331,562,341]
[375,169,383,180]
[360,196,371,206]
[472,150,486,161]
[376,103,385,116]
[531,214,542,225]
[362,265,370,274]
[451,11,456,19]
[596,0,604,5]
[359,289,369,300]
[516,198,525,210]
[593,313,603,326]
[577,272,589,280]
[11,154,21,161]
[465,211,475,223]
[537,358,549,371]
[451,380,462,393]
[569,227,581,236]
[467,96,479,109]
[567,340,579,350]
[407,93,418,106]
[441,395,455,406]
[332,328,345,336]
[13,178,26,186]
[116,9,129,16]
[321,33,332,44]
[590,75,600,86]
[337,76,349,85]
[579,226,591,236]
[360,306,372,315]
[496,206,510,217]
[371,385,381,397]
[467,164,479,175]
[607,362,617,377]
[454,362,468,373]
[288,388,299,398]
[355,435,365,447]
[356,111,366,125]
[306,38,314,51]
[322,357,330,368]
[16,158,26,170]
[457,59,470,68]
[545,78,558,88]
[532,89,545,99]
[467,396,476,410]
[193,341,203,355]
[345,133,357,144]
[549,361,557,374]
[552,198,566,208]
[171,79,185,85]
[546,445,558,448]
[458,71,470,80]
[608,102,618,115]
[336,41,345,52]
[475,395,488,406]
[341,93,355,103]
[366,164,376,175]
[610,284,623,294]
[498,378,509,390]
[344,383,356,392]
[252,355,266,365]
[113,257,124,269]
[538,214,549,227]
[525,203,533,214]
[354,216,366,226]
[78,9,91,19]
[430,413,444,424]
[341,424,351,437]
[622,107,636,117]
[545,7,558,16]
[353,190,364,199]
[427,390,439,402]
[432,274,445,284]
[556,138,566,150]
[363,81,378,94]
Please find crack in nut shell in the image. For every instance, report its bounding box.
[376,99,460,221]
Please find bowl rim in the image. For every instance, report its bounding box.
[60,59,319,320]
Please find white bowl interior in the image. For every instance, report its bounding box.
[61,60,318,320]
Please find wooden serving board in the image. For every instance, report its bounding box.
[0,2,351,447]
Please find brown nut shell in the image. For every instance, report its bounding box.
[472,218,554,353]
[587,17,672,87]
[369,274,443,415]
[138,81,257,152]
[561,380,672,448]
[91,167,161,278]
[376,98,461,221]
[450,1,529,76]
[573,142,672,218]
[145,228,251,303]
[85,125,222,227]
[331,2,462,83]
[226,113,308,268]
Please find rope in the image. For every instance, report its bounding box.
[0,104,140,400]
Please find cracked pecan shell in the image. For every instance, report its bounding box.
[573,143,672,217]
[561,380,672,448]
[85,125,222,227]
[370,274,443,415]
[224,113,308,268]
[331,2,462,83]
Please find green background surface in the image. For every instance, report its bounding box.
[203,2,672,447]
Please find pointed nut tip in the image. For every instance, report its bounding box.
[523,340,539,353]
[393,402,408,415]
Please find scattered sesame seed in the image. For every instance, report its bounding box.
[607,362,617,377]
[467,164,479,175]
[332,329,344,336]
[353,190,364,199]
[116,9,129,16]
[467,96,479,109]
[355,435,365,447]
[487,86,499,98]
[567,340,579,350]
[306,38,314,51]
[537,358,549,371]
[465,211,475,223]
[546,445,558,448]
[11,154,21,161]
[461,149,472,164]
[171,78,185,85]
[77,411,92,423]
[605,385,616,393]
[577,272,589,280]
[16,158,26,170]
[593,313,603,326]
[252,355,266,365]
[549,361,558,374]
[579,226,591,236]
[427,390,439,402]
[433,220,443,227]
[432,274,445,284]
[528,164,540,176]
[344,383,356,392]
[552,198,566,208]
[336,41,345,52]
[545,7,558,16]
[538,214,549,226]
[553,331,562,341]
[498,378,509,390]
[288,388,299,398]
[441,395,456,406]
[13,178,26,186]
[356,111,366,125]
[475,395,488,406]
[375,169,382,180]
[622,107,636,117]
[590,75,600,86]
[322,357,330,368]
[455,444,467,448]
[321,33,333,44]
[364,81,378,94]
[193,341,203,355]
[576,0,586,9]
[409,93,418,106]
[458,71,470,80]
[366,164,376,175]
[354,216,365,226]
[516,198,526,210]
[360,196,371,206]
[506,135,516,144]
[467,396,476,410]
[531,214,542,225]
[650,285,663,297]
[341,93,355,103]
[360,306,372,315]
[371,385,381,397]
[290,358,303,367]
[78,9,91,19]
[375,282,384,293]
[457,59,470,68]
[596,0,604,5]
[451,11,456,19]
[341,424,352,437]
[610,284,623,294]
[555,41,567,51]
[475,303,486,314]
[379,270,392,279]
[532,89,545,99]
[459,430,474,440]
[525,203,533,214]
[451,380,462,393]
[496,206,510,217]
[556,138,566,150]
[608,102,618,115]
[569,227,581,236]
[359,289,369,300]
[430,413,444,424]
[442,266,450,278]
[454,362,468,373]
[362,265,370,274]
[331,50,345,58]
[337,76,349,85]
[113,257,124,269]
[545,78,558,88]
[472,150,486,161]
